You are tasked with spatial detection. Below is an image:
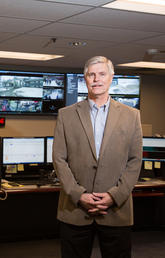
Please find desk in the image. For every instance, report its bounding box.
[133,179,165,229]
[0,179,165,241]
[1,179,165,195]
[133,178,165,197]
[0,183,60,242]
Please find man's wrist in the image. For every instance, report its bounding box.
[107,192,115,207]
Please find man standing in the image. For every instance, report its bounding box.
[53,56,142,258]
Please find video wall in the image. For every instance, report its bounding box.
[66,73,140,109]
[0,70,65,115]
[0,70,140,115]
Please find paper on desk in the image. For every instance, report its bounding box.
[17,164,24,171]
[154,161,161,169]
[144,161,153,170]
[1,179,24,189]
[6,165,17,173]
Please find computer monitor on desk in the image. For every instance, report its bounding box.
[45,136,54,172]
[140,137,165,180]
[1,137,45,180]
[46,136,54,164]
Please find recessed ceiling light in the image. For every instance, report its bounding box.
[117,61,165,69]
[0,51,64,61]
[69,41,87,47]
[103,0,165,15]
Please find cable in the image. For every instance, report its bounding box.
[0,188,8,200]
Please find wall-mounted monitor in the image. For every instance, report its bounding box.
[109,75,140,95]
[66,73,140,109]
[0,70,65,115]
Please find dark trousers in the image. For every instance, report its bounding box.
[60,221,132,258]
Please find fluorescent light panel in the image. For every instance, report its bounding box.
[118,61,165,69]
[0,51,64,61]
[103,0,165,15]
[128,0,165,5]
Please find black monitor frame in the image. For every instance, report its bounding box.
[45,136,54,164]
[44,136,54,172]
[0,70,66,116]
[1,137,46,180]
[66,73,141,109]
[142,137,165,162]
[0,136,56,180]
[139,137,165,179]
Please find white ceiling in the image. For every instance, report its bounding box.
[0,0,165,73]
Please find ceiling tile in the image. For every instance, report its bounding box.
[62,8,165,33]
[135,35,165,47]
[0,0,92,21]
[0,17,48,33]
[0,32,16,42]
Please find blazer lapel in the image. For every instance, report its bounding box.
[99,99,121,160]
[76,100,97,161]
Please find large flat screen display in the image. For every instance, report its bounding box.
[0,70,65,115]
[66,73,140,109]
[109,75,140,95]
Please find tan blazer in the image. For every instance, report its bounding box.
[53,99,142,226]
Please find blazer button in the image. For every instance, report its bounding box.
[93,166,97,169]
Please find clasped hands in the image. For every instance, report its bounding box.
[79,192,114,215]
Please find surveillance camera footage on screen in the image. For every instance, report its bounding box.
[0,70,141,115]
[66,73,140,109]
[0,71,65,115]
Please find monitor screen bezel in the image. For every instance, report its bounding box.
[142,137,165,162]
[45,136,54,164]
[1,136,45,165]
[66,73,141,109]
[0,70,66,116]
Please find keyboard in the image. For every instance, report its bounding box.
[7,178,60,186]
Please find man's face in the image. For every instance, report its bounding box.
[85,62,113,98]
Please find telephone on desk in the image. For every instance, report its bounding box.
[138,177,152,183]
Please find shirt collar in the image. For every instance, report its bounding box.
[88,96,110,111]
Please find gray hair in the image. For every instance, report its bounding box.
[84,56,114,77]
